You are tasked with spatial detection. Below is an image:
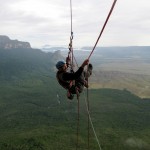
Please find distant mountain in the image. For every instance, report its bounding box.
[41,46,150,63]
[0,36,66,81]
[0,35,31,49]
[0,48,64,80]
[77,46,150,59]
[0,39,150,149]
[41,45,68,52]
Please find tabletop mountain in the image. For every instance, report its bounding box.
[0,35,31,49]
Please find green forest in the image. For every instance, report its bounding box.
[0,48,150,150]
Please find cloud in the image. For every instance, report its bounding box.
[0,0,150,47]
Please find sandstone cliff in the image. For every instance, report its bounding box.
[0,35,31,49]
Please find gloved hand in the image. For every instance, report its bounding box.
[81,59,89,68]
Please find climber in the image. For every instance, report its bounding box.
[56,58,93,100]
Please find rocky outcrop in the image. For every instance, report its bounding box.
[51,50,65,62]
[0,35,31,49]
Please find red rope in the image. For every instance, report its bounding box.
[86,1,117,149]
[68,1,117,150]
[88,0,117,60]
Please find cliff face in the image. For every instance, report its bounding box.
[0,35,31,49]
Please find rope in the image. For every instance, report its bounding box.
[68,0,74,72]
[70,0,73,65]
[88,0,117,60]
[70,0,73,37]
[87,84,90,149]
[76,93,80,150]
[83,90,102,150]
[85,2,117,147]
[69,1,80,149]
[68,1,117,150]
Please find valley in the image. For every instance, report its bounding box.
[0,44,150,150]
[59,46,150,98]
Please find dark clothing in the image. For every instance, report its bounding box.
[56,63,92,100]
[62,67,84,81]
[56,67,85,94]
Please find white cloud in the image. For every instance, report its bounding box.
[0,0,150,47]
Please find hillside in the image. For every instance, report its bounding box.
[60,46,150,98]
[0,48,64,81]
[0,44,150,150]
[0,80,150,150]
[90,70,150,98]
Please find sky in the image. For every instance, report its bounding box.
[0,0,150,48]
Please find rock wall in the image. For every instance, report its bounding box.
[0,35,31,49]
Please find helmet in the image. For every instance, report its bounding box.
[56,60,66,69]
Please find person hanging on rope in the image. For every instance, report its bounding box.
[56,58,93,100]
